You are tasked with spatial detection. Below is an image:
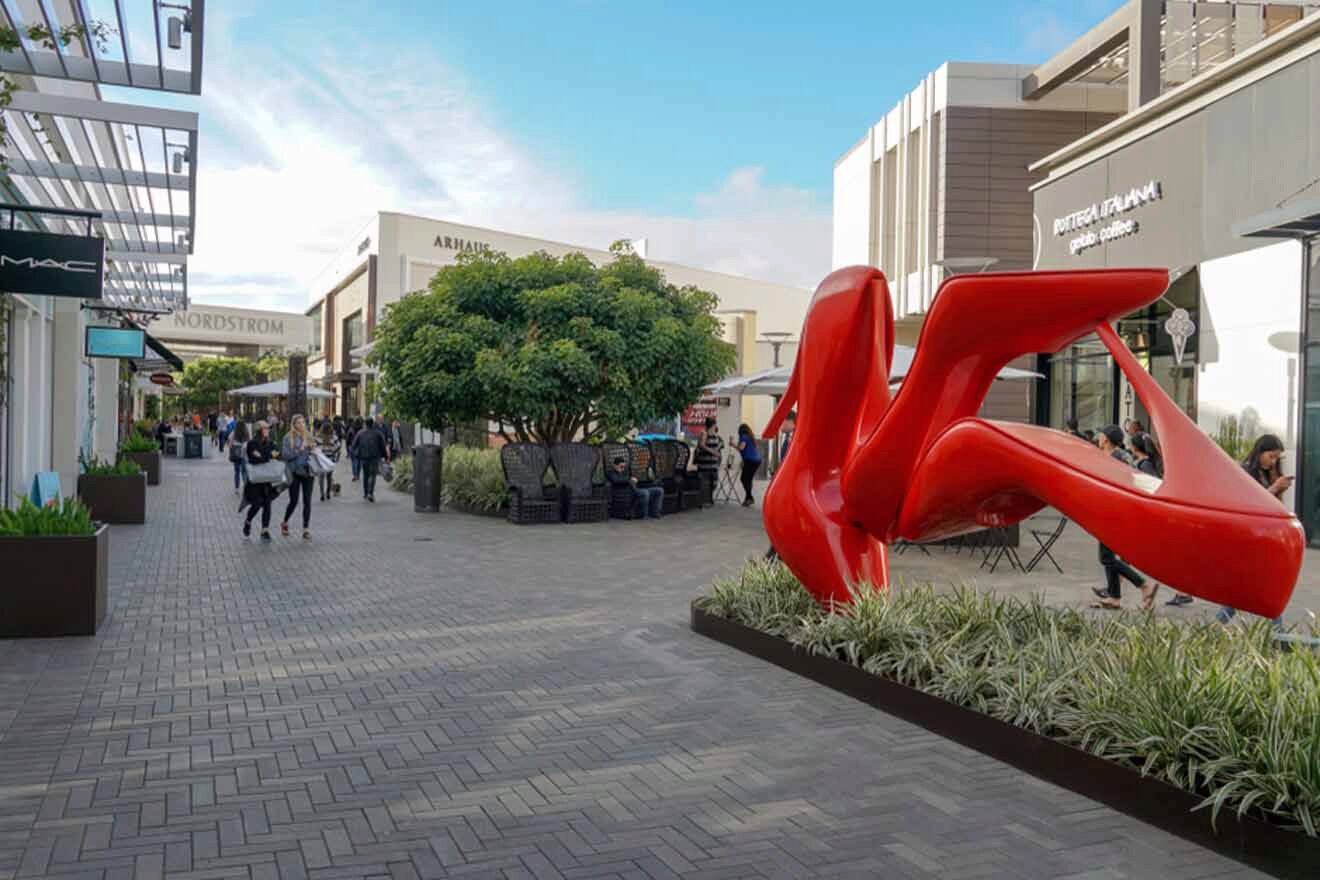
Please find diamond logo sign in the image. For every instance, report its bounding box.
[1165,308,1195,365]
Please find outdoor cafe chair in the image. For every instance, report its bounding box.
[550,443,609,523]
[602,441,651,519]
[500,443,561,525]
[1025,516,1069,574]
[672,441,703,511]
[647,439,685,514]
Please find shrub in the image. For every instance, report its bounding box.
[443,446,507,512]
[0,496,96,536]
[119,432,159,454]
[389,454,414,493]
[82,456,143,477]
[698,561,1320,836]
[133,419,156,438]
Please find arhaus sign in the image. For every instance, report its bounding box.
[433,235,491,253]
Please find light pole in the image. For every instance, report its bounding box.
[760,331,796,368]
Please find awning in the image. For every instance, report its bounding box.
[1233,197,1320,240]
[705,344,1043,397]
[143,330,184,371]
[229,379,335,399]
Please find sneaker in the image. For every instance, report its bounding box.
[1166,594,1194,607]
[260,530,271,541]
[368,495,375,503]
[302,529,311,540]
[280,522,290,537]
[242,520,251,537]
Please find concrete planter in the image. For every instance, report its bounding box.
[0,526,108,637]
[691,602,1320,880]
[121,450,161,485]
[77,472,146,524]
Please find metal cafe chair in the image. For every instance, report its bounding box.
[715,450,741,504]
[980,526,1025,573]
[892,538,931,556]
[1025,516,1069,574]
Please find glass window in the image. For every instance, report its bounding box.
[343,311,363,365]
[1048,335,1115,432]
[308,305,322,356]
[1299,241,1320,544]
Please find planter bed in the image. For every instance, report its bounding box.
[121,450,161,485]
[0,526,108,637]
[77,473,147,524]
[447,500,508,519]
[691,601,1320,880]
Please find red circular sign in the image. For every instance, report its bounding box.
[149,373,174,387]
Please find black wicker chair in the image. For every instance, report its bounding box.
[500,443,560,524]
[602,442,638,519]
[648,439,684,514]
[550,443,608,523]
[673,442,703,510]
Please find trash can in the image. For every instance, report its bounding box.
[182,429,204,459]
[413,444,443,512]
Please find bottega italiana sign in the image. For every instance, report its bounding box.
[1053,180,1163,256]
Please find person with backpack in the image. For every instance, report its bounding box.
[351,416,389,502]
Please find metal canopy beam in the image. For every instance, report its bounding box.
[1022,1,1133,100]
[6,90,198,131]
[1233,197,1320,239]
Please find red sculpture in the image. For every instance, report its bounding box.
[762,267,1303,618]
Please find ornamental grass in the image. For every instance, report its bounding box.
[699,559,1320,835]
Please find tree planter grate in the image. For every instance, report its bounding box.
[690,601,1320,880]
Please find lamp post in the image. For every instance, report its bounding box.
[760,331,796,368]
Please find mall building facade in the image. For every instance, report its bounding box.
[304,213,809,437]
[834,0,1320,537]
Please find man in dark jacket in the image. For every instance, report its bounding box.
[352,416,389,502]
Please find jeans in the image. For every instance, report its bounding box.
[245,495,272,529]
[218,431,228,452]
[1216,606,1284,629]
[232,458,247,489]
[740,459,760,502]
[318,471,334,499]
[631,485,664,518]
[362,458,379,497]
[1098,543,1143,599]
[350,452,361,479]
[284,473,314,529]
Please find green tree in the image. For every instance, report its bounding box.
[178,357,263,413]
[256,353,288,381]
[370,243,736,444]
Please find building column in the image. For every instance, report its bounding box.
[93,355,119,460]
[50,297,85,497]
[1128,0,1161,110]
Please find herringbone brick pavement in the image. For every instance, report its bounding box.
[0,456,1268,878]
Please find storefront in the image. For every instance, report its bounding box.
[1031,15,1320,536]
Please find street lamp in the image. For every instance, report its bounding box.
[760,331,796,368]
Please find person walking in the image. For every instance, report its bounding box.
[1217,434,1292,627]
[1092,425,1157,610]
[735,423,762,507]
[242,421,278,540]
[316,420,340,501]
[1127,432,1188,607]
[280,414,317,539]
[228,420,250,493]
[694,417,722,506]
[352,416,389,502]
[347,418,363,483]
[390,419,407,458]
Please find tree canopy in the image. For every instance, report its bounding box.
[256,353,288,381]
[177,357,263,413]
[369,244,736,444]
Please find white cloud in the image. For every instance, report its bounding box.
[183,16,828,311]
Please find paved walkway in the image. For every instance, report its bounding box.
[0,456,1279,879]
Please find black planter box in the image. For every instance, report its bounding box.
[77,472,146,524]
[690,602,1320,880]
[122,450,161,485]
[0,526,108,637]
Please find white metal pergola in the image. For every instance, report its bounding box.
[0,0,202,313]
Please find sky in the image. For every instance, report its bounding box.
[107,0,1117,312]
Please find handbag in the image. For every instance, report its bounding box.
[248,460,287,484]
[228,443,242,463]
[379,460,394,483]
[309,450,335,476]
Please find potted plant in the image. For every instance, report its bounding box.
[119,431,161,485]
[77,455,147,524]
[0,497,107,637]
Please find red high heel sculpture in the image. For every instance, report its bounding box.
[762,267,1304,618]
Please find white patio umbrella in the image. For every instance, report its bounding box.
[704,344,1043,397]
[228,379,335,399]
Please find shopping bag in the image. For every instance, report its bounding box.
[380,460,394,483]
[248,461,287,484]
[309,450,335,476]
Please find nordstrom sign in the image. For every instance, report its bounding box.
[171,311,285,337]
